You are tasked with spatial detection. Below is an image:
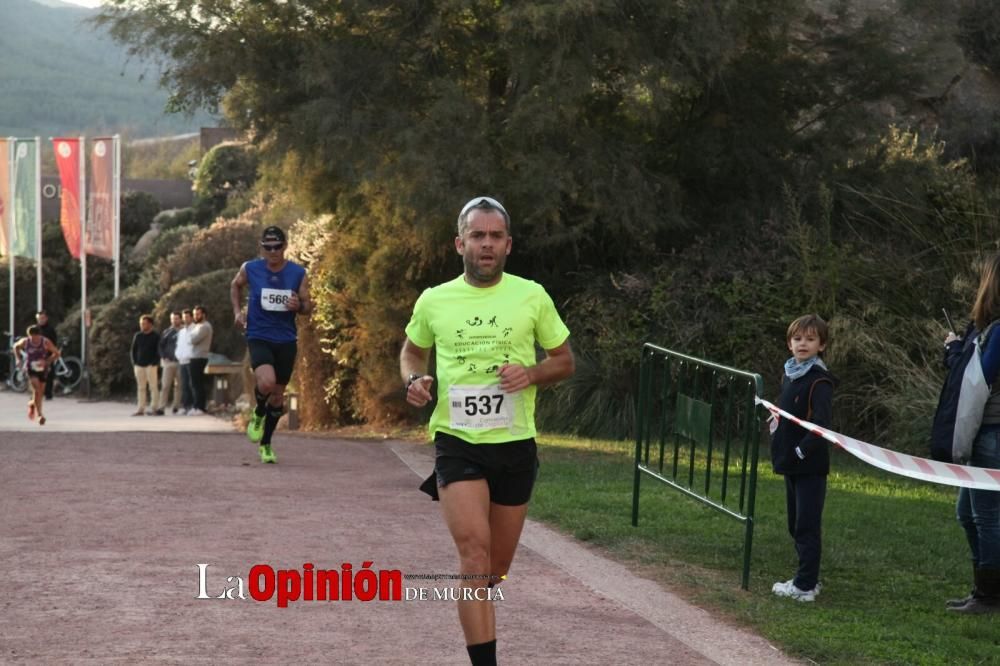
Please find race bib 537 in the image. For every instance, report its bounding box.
[448,384,513,430]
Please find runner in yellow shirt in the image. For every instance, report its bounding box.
[400,196,575,666]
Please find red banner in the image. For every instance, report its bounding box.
[53,138,81,259]
[87,137,114,259]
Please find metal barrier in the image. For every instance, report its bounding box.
[630,343,764,589]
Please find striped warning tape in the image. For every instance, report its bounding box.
[755,397,1000,491]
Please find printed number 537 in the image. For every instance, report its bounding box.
[464,394,504,416]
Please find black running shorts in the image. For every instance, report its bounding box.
[419,432,539,506]
[248,339,297,385]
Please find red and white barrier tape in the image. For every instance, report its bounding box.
[755,397,1000,491]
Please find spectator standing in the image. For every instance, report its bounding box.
[176,309,195,415]
[35,310,58,400]
[188,305,213,415]
[130,315,161,416]
[157,311,184,415]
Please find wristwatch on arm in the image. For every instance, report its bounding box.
[406,373,422,390]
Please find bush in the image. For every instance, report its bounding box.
[145,225,198,268]
[153,207,196,230]
[120,190,162,248]
[157,210,265,293]
[193,142,258,219]
[284,215,347,427]
[152,268,247,362]
[87,284,158,396]
[0,258,46,338]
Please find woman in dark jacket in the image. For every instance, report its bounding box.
[943,254,1000,614]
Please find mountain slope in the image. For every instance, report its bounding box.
[0,0,214,138]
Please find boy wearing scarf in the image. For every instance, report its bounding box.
[770,314,836,602]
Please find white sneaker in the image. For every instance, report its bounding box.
[772,579,819,602]
[188,408,205,416]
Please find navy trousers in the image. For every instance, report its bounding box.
[785,473,827,591]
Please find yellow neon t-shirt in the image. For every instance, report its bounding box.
[404,273,570,443]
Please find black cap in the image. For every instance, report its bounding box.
[261,226,286,244]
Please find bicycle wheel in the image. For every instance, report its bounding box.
[57,357,83,393]
[9,368,28,393]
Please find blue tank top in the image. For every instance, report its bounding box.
[245,258,306,343]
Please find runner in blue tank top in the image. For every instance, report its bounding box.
[230,226,313,463]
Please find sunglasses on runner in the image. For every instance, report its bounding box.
[261,242,284,252]
[459,196,508,218]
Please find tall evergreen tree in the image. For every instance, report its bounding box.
[96,0,932,423]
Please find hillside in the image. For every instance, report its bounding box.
[0,0,215,138]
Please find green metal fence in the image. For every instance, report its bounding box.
[630,343,764,589]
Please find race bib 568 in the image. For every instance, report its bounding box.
[260,288,293,312]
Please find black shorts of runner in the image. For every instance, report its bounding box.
[248,339,297,385]
[418,432,539,507]
[27,370,47,382]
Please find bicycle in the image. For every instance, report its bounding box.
[2,331,28,392]
[51,338,83,395]
[2,334,82,394]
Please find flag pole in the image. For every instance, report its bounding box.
[34,137,41,310]
[79,135,87,393]
[113,134,120,299]
[7,138,14,359]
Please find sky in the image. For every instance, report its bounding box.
[60,0,103,7]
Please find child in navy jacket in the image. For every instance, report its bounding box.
[770,314,835,602]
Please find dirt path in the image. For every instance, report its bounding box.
[0,391,795,665]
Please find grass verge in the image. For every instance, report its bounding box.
[529,434,999,665]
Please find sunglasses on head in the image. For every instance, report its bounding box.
[459,196,507,218]
[261,242,284,251]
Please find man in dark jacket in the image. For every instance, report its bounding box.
[130,315,161,416]
[35,311,58,400]
[157,311,183,415]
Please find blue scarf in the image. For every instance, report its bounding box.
[784,355,827,381]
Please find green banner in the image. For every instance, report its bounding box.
[13,138,38,259]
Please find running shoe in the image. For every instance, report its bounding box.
[772,579,820,602]
[247,411,265,443]
[38,416,46,426]
[258,444,277,464]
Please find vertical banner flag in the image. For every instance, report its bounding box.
[0,138,9,257]
[53,138,81,259]
[12,139,38,259]
[87,137,115,259]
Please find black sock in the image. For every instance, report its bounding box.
[261,403,283,445]
[254,388,269,417]
[466,640,496,666]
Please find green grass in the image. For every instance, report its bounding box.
[529,435,1000,666]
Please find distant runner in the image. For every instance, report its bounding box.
[231,226,313,463]
[14,325,60,426]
